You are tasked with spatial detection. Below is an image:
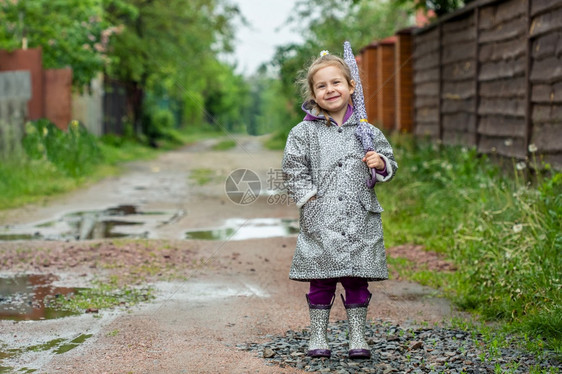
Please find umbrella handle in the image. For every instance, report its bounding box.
[366,168,377,188]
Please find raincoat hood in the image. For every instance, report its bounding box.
[301,101,355,126]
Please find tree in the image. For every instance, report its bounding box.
[268,0,412,130]
[102,0,243,138]
[0,0,115,89]
[394,0,470,17]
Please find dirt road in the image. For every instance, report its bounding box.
[0,136,460,373]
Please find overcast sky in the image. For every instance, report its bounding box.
[228,0,303,75]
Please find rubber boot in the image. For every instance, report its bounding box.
[306,294,334,358]
[341,293,372,359]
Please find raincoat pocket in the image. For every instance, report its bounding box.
[300,197,323,236]
[358,190,384,213]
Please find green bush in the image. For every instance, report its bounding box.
[22,119,102,177]
[146,108,184,145]
[378,135,562,354]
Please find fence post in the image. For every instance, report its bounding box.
[44,68,72,130]
[0,71,31,159]
[0,48,44,120]
[524,0,532,159]
[395,28,415,133]
[377,37,396,131]
[437,22,443,142]
[361,43,379,122]
[474,5,481,148]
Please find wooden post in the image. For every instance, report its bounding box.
[437,23,443,142]
[377,37,396,131]
[361,43,378,122]
[44,68,73,130]
[474,6,481,149]
[0,48,44,120]
[524,0,532,158]
[395,28,415,133]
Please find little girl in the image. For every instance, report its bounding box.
[282,52,397,359]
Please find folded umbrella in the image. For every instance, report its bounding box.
[343,41,378,188]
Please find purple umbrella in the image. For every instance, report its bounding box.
[343,41,378,188]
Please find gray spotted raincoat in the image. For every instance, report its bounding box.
[282,105,397,282]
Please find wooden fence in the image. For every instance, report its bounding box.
[411,0,562,168]
[0,71,31,158]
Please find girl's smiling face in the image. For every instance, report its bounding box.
[312,65,355,123]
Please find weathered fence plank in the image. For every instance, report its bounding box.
[415,51,440,70]
[443,131,475,146]
[480,78,526,98]
[0,71,31,158]
[479,0,526,28]
[442,42,476,64]
[479,16,526,43]
[478,98,526,116]
[442,27,476,45]
[532,123,562,150]
[409,0,562,168]
[478,115,526,136]
[415,95,440,108]
[443,112,477,131]
[479,56,526,81]
[442,98,476,113]
[530,56,562,83]
[531,32,561,60]
[532,104,562,123]
[531,0,562,16]
[530,5,562,37]
[414,68,440,84]
[415,122,440,138]
[415,81,440,96]
[443,80,477,99]
[72,74,104,136]
[478,135,527,158]
[479,38,526,61]
[443,61,476,81]
[416,107,439,122]
[532,82,562,103]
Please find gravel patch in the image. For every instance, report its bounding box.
[239,320,561,373]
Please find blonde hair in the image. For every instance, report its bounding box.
[298,54,354,125]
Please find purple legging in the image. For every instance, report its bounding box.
[308,277,370,305]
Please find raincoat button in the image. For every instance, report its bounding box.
[338,196,343,201]
[338,128,343,133]
[341,232,346,236]
[338,162,342,167]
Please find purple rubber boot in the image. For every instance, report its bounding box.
[341,293,372,359]
[306,294,334,358]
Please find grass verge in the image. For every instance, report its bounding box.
[376,134,561,359]
[47,276,154,314]
[0,124,224,211]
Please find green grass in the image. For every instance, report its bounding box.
[0,122,225,211]
[189,168,217,186]
[0,157,79,209]
[47,276,154,313]
[377,134,562,357]
[211,139,237,151]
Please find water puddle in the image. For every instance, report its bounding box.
[0,334,93,373]
[154,279,270,302]
[0,275,81,321]
[184,218,299,240]
[0,205,179,241]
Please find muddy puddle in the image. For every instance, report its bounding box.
[0,333,94,373]
[0,205,181,242]
[0,274,81,321]
[184,218,298,240]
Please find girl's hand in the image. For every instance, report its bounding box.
[362,151,385,170]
